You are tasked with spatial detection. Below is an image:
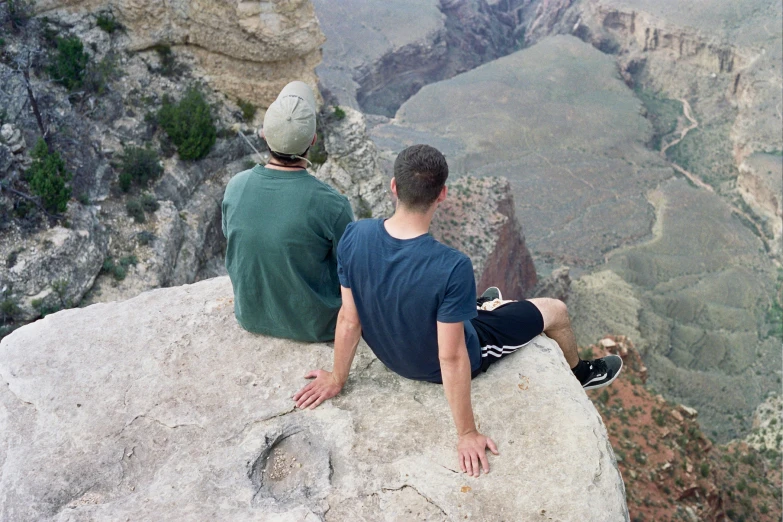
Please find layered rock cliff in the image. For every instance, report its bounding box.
[0,277,628,521]
[431,176,538,300]
[38,0,325,106]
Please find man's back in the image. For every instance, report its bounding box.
[222,165,353,341]
[337,219,480,381]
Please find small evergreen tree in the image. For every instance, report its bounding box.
[157,88,216,160]
[48,36,89,91]
[26,139,72,214]
[117,146,163,192]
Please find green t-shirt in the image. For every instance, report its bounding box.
[221,165,354,341]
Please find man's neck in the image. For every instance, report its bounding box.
[265,159,308,171]
[384,205,436,240]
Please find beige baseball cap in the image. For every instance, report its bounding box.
[262,81,317,156]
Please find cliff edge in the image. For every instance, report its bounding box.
[0,277,627,521]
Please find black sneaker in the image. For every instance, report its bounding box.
[579,355,623,390]
[477,286,502,306]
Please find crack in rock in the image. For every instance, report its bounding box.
[219,406,298,444]
[1,379,36,409]
[591,426,605,487]
[381,485,448,517]
[115,414,205,438]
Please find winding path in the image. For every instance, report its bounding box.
[660,99,713,193]
[662,98,769,246]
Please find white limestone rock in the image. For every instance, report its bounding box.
[0,277,627,521]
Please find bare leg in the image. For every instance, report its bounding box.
[527,298,579,368]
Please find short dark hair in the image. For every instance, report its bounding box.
[393,144,449,212]
[268,147,310,166]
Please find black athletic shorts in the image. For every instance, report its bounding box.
[469,300,545,378]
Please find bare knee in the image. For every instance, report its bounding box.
[528,298,570,331]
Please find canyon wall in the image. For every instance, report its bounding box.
[38,0,326,107]
[431,176,538,300]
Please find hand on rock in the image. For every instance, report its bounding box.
[293,369,343,410]
[457,431,499,477]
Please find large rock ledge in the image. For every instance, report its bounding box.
[0,277,627,521]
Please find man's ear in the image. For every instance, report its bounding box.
[390,177,398,197]
[311,133,317,146]
[437,185,448,203]
[259,128,265,140]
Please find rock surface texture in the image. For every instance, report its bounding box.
[38,0,325,106]
[0,277,628,521]
[314,107,394,220]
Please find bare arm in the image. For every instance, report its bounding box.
[438,321,498,477]
[294,286,362,409]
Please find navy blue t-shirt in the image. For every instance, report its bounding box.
[337,219,480,383]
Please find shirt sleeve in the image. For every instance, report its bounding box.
[337,221,355,288]
[437,256,478,323]
[332,200,355,254]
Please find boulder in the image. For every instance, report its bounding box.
[0,277,628,521]
[0,203,108,321]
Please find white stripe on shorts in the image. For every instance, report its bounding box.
[480,340,533,359]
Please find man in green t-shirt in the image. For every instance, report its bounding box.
[221,81,354,342]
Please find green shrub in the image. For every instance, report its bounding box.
[126,199,145,223]
[118,146,162,192]
[51,279,71,308]
[157,89,216,160]
[119,255,138,268]
[237,99,257,122]
[137,230,156,246]
[82,53,119,95]
[151,43,183,77]
[140,193,159,212]
[102,257,127,281]
[26,139,72,213]
[333,106,346,120]
[699,462,710,477]
[48,36,89,91]
[95,12,120,33]
[309,131,328,165]
[0,297,20,322]
[7,0,33,30]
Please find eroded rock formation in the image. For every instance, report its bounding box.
[38,0,325,106]
[431,176,538,300]
[314,107,394,220]
[0,277,628,520]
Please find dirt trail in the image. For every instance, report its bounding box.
[661,99,713,193]
[662,98,770,246]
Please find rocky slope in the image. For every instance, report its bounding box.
[38,0,325,106]
[0,2,313,333]
[585,336,782,522]
[431,175,538,300]
[0,277,628,521]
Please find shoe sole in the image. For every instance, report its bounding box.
[583,357,623,391]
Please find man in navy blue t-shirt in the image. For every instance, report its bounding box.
[294,144,622,477]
